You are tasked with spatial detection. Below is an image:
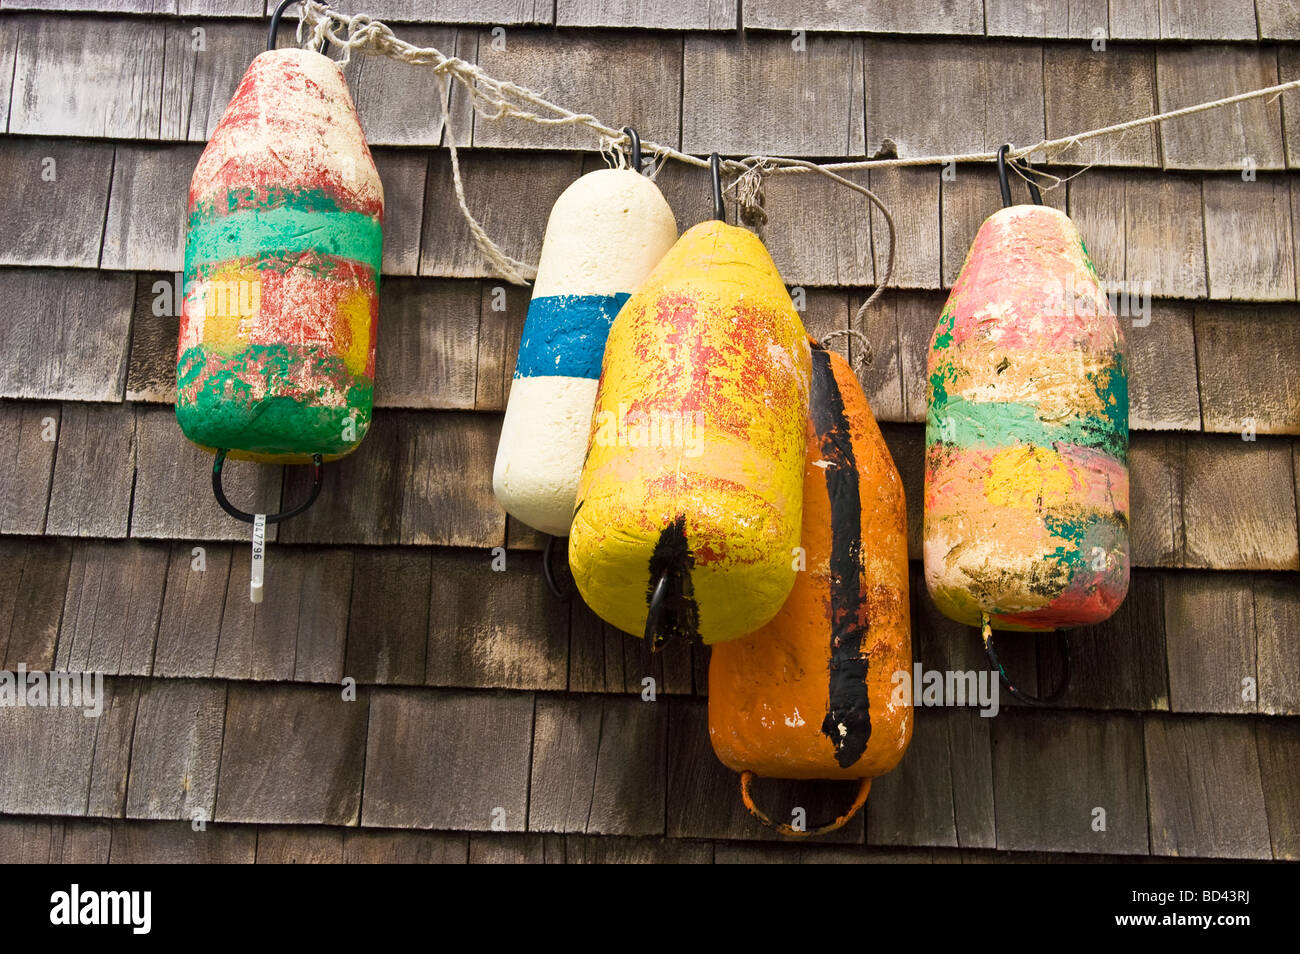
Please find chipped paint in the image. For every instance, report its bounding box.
[175,49,383,465]
[709,343,912,781]
[924,205,1129,631]
[569,220,811,645]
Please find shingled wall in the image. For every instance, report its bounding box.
[0,0,1297,863]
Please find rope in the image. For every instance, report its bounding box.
[294,1,1300,287]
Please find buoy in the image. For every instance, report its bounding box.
[709,341,912,835]
[176,11,382,600]
[569,160,811,646]
[493,160,677,537]
[924,150,1128,670]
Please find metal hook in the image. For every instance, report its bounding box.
[996,144,1044,209]
[981,617,1070,706]
[268,0,330,56]
[212,449,324,524]
[709,153,726,221]
[542,534,573,601]
[644,569,671,649]
[621,126,643,175]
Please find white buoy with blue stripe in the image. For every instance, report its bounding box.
[493,164,678,537]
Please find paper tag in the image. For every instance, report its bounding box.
[250,513,267,604]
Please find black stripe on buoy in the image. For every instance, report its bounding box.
[644,515,701,650]
[809,346,873,768]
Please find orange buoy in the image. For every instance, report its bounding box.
[709,340,912,835]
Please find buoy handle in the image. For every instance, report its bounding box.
[996,144,1044,208]
[709,153,726,221]
[212,449,324,525]
[268,0,330,55]
[542,534,574,601]
[739,771,871,838]
[621,126,643,175]
[981,612,1070,705]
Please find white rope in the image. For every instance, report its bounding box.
[295,1,1300,290]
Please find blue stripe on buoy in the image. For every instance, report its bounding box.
[514,293,630,380]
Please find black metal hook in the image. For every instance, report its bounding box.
[268,0,331,56]
[542,534,574,601]
[996,144,1043,208]
[212,449,324,524]
[982,623,1070,706]
[621,126,643,175]
[644,569,671,649]
[709,153,726,221]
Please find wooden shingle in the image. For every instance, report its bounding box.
[124,679,226,821]
[683,34,865,157]
[345,548,431,685]
[870,167,942,290]
[0,401,59,534]
[759,168,874,287]
[1202,176,1297,301]
[1111,0,1259,41]
[1042,45,1158,166]
[159,18,262,141]
[1156,46,1285,171]
[744,0,983,33]
[153,541,232,678]
[863,39,1043,161]
[254,827,346,864]
[985,0,1107,39]
[1181,436,1299,570]
[1144,713,1272,859]
[0,139,114,268]
[0,16,17,133]
[419,150,582,279]
[372,150,429,276]
[474,31,682,152]
[291,0,554,24]
[0,269,133,401]
[474,280,529,412]
[0,677,136,817]
[564,833,712,863]
[361,688,535,830]
[9,14,165,137]
[1126,303,1201,432]
[56,542,168,676]
[1258,0,1300,39]
[567,599,697,696]
[0,537,72,671]
[46,402,138,538]
[100,143,196,272]
[529,694,668,835]
[665,697,865,844]
[217,545,353,682]
[1256,720,1300,860]
[1251,575,1300,715]
[557,0,735,29]
[1067,171,1208,300]
[345,25,459,146]
[131,404,284,542]
[427,548,570,690]
[1162,572,1259,714]
[374,278,481,409]
[341,829,470,863]
[108,819,258,863]
[468,832,565,863]
[126,273,179,403]
[1195,305,1300,434]
[215,683,369,825]
[1040,570,1170,711]
[991,709,1149,854]
[866,708,996,850]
